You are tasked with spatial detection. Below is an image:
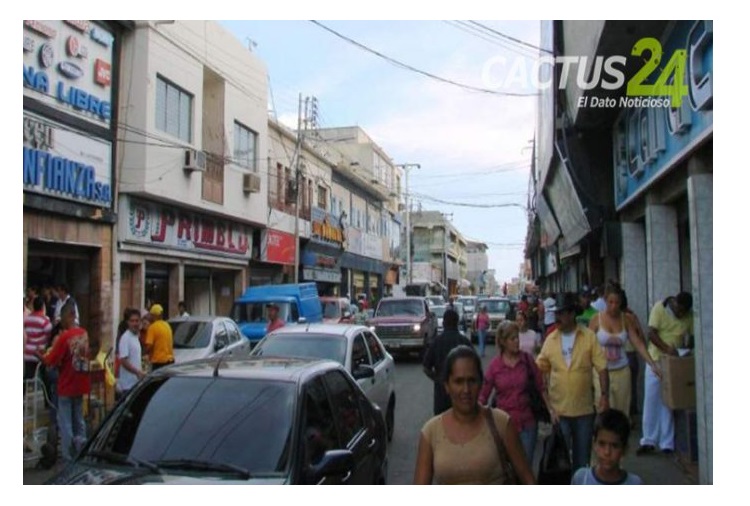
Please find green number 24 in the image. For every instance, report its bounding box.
[626,37,688,107]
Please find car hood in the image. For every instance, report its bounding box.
[368,315,425,325]
[172,348,212,364]
[47,463,288,485]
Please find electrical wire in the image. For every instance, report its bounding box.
[309,21,538,98]
[467,21,553,56]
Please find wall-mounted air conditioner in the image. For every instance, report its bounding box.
[243,173,261,194]
[184,149,207,172]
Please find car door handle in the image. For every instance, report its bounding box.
[341,470,352,483]
[367,438,377,450]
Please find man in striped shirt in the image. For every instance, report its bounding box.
[24,296,52,381]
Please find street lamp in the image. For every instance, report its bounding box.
[396,163,420,285]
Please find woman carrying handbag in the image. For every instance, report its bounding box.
[480,321,553,465]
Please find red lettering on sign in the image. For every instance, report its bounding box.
[200,221,215,245]
[216,223,226,247]
[228,223,236,250]
[237,233,249,253]
[177,215,192,241]
[94,59,111,87]
[151,210,174,243]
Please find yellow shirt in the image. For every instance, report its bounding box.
[647,301,694,361]
[536,327,607,417]
[146,319,174,364]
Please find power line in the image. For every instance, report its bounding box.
[467,21,553,55]
[309,20,538,97]
[445,21,539,59]
[411,192,527,210]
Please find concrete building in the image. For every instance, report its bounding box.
[525,20,712,483]
[466,240,489,294]
[115,20,269,320]
[409,210,468,296]
[24,20,133,351]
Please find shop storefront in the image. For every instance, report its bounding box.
[302,207,344,296]
[23,20,124,350]
[249,228,295,286]
[118,196,251,318]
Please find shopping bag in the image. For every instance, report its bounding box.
[537,424,572,484]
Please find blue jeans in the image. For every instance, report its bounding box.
[478,329,487,356]
[519,422,538,465]
[57,396,86,462]
[558,414,595,472]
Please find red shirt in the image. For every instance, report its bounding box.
[266,318,285,335]
[479,352,545,431]
[42,327,91,397]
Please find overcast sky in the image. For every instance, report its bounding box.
[219,20,541,283]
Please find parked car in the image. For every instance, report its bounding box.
[425,295,445,307]
[471,297,512,341]
[320,297,355,324]
[46,357,388,485]
[367,297,437,358]
[456,295,477,328]
[169,316,250,364]
[230,283,323,347]
[251,324,396,441]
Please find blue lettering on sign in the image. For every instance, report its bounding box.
[55,81,111,121]
[23,65,49,93]
[23,147,112,205]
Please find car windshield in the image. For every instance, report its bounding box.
[170,320,212,349]
[321,301,342,319]
[85,376,296,476]
[253,335,347,366]
[376,300,424,317]
[459,298,476,308]
[431,306,447,317]
[478,300,511,314]
[231,302,298,324]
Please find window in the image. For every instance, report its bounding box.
[318,186,328,211]
[234,122,257,172]
[324,371,364,445]
[155,76,192,142]
[363,332,385,364]
[302,377,338,472]
[351,335,370,370]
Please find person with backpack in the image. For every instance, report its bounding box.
[37,304,91,463]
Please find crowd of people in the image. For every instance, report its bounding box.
[23,285,180,467]
[418,281,695,485]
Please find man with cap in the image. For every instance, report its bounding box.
[145,303,174,370]
[536,292,609,472]
[265,303,285,335]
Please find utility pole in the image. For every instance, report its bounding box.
[293,94,317,284]
[396,163,420,286]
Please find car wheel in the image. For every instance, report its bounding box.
[386,396,395,442]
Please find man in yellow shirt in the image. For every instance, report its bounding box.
[536,292,609,471]
[637,292,693,455]
[145,304,174,370]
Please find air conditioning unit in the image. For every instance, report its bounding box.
[184,149,207,172]
[242,173,261,194]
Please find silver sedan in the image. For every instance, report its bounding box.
[169,316,251,364]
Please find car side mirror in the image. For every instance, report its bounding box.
[309,449,354,484]
[352,364,375,380]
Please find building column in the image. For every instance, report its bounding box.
[621,222,648,328]
[688,159,713,485]
[169,263,182,318]
[645,201,681,310]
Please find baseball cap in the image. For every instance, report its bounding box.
[149,304,164,316]
[266,302,279,309]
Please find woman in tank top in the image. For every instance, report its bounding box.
[588,283,660,418]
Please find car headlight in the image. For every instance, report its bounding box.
[413,324,421,332]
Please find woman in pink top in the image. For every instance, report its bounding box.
[516,311,541,356]
[480,321,551,465]
[475,306,490,357]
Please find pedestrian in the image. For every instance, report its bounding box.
[178,301,190,319]
[475,305,490,357]
[571,409,644,485]
[145,304,174,370]
[518,294,530,315]
[422,309,472,415]
[414,345,535,485]
[620,291,645,424]
[37,304,91,463]
[139,310,152,352]
[265,303,285,334]
[542,292,557,335]
[577,289,599,328]
[41,284,58,323]
[116,308,146,401]
[591,285,607,313]
[637,292,693,455]
[479,321,550,465]
[516,311,541,356]
[536,292,610,472]
[24,296,52,382]
[53,283,79,327]
[588,282,661,418]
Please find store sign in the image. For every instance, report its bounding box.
[121,198,252,259]
[23,20,113,126]
[303,267,342,284]
[23,112,112,207]
[302,250,338,269]
[363,233,383,260]
[613,20,713,210]
[263,229,295,265]
[311,206,344,247]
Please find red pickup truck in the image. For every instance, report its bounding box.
[367,297,438,358]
